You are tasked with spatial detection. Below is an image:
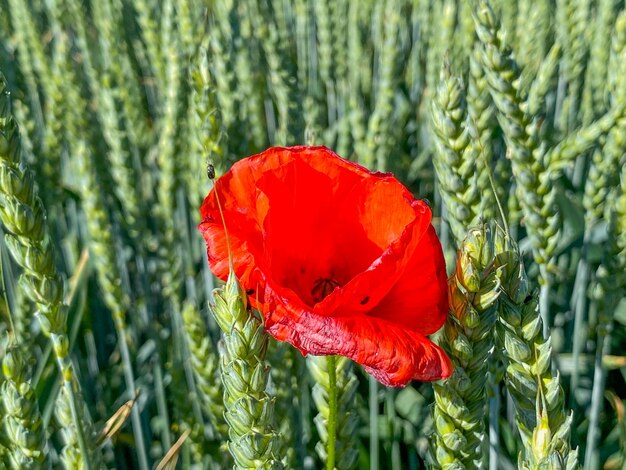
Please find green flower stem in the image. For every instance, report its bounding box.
[326,355,338,470]
[369,376,379,470]
[308,355,359,470]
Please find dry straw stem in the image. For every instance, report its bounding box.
[430,225,501,469]
[2,345,49,469]
[307,355,359,470]
[495,241,578,469]
[0,74,98,468]
[431,65,482,245]
[210,271,283,469]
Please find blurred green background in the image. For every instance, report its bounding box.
[0,0,625,468]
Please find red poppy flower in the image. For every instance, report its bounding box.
[199,146,452,387]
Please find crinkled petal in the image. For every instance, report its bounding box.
[263,277,452,386]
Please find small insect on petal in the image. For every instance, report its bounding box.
[206,162,215,180]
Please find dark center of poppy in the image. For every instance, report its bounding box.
[311,277,340,303]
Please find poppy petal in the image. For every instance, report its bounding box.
[366,225,449,335]
[262,276,452,386]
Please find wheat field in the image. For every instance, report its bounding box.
[0,0,625,468]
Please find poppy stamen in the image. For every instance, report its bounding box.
[311,277,340,303]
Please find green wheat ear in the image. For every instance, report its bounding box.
[430,224,501,468]
[2,343,50,469]
[431,64,482,245]
[0,71,99,469]
[181,301,225,438]
[210,271,283,469]
[207,178,283,469]
[495,241,579,469]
